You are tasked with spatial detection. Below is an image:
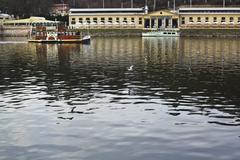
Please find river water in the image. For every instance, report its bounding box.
[0,37,240,160]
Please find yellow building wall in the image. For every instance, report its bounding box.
[69,15,144,28]
[180,14,240,24]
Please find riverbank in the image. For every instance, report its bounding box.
[180,29,240,37]
[0,26,30,37]
[1,27,240,37]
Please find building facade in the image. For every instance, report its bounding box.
[69,7,148,29]
[50,3,70,16]
[179,7,240,29]
[69,6,240,30]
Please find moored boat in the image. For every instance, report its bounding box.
[142,29,180,37]
[28,26,91,44]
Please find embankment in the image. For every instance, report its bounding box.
[72,29,143,37]
[180,29,240,37]
[0,26,30,37]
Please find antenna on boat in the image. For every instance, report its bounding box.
[223,0,226,7]
[190,0,192,8]
[103,0,105,8]
[131,0,133,8]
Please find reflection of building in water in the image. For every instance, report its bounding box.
[179,38,240,66]
[142,37,180,64]
[84,37,143,66]
[35,43,81,69]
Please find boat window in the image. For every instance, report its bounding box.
[168,32,171,34]
[163,32,167,34]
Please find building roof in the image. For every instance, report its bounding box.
[179,7,240,14]
[4,16,58,24]
[0,13,11,18]
[69,7,147,16]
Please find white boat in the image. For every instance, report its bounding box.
[142,29,180,37]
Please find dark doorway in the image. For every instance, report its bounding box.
[158,18,162,28]
[172,19,178,28]
[165,19,169,28]
[144,19,150,28]
[151,18,155,28]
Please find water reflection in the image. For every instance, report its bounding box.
[0,37,240,160]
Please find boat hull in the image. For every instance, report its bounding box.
[142,30,180,37]
[28,36,91,44]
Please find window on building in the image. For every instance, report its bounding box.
[139,18,142,25]
[101,17,105,23]
[108,17,112,23]
[181,17,185,25]
[86,18,90,24]
[213,17,217,23]
[123,17,127,23]
[230,17,234,23]
[221,17,226,23]
[205,17,209,23]
[131,17,135,23]
[93,18,98,23]
[116,17,120,23]
[197,17,201,23]
[189,17,193,23]
[79,18,83,23]
[71,18,76,25]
